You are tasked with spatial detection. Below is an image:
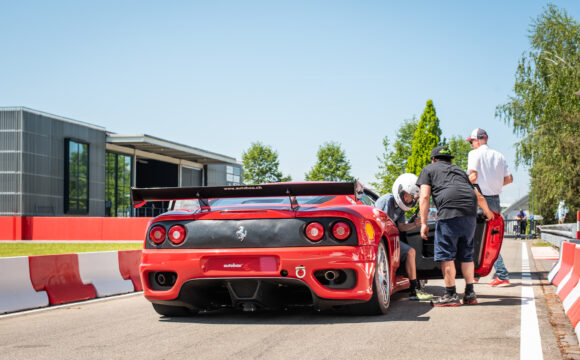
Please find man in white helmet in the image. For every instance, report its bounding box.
[375,173,433,301]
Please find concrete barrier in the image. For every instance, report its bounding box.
[0,257,49,313]
[29,254,97,305]
[548,245,563,283]
[78,251,134,297]
[118,250,143,291]
[552,242,576,286]
[557,246,580,301]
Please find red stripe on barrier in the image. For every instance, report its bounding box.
[118,250,143,291]
[567,298,580,327]
[29,254,96,305]
[553,242,576,287]
[558,246,580,301]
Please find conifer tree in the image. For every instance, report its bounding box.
[406,100,442,175]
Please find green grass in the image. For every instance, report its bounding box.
[532,240,554,247]
[0,242,143,257]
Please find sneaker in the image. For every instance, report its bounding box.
[488,277,510,287]
[409,289,434,301]
[463,292,478,305]
[430,293,461,307]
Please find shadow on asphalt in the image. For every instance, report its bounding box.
[158,281,528,325]
[158,291,435,325]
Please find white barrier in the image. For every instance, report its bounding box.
[548,245,563,283]
[78,251,134,297]
[0,257,49,313]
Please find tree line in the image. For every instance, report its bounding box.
[496,4,579,223]
[242,99,470,197]
[243,4,580,224]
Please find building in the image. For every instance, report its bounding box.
[0,107,243,218]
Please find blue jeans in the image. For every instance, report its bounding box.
[484,195,510,280]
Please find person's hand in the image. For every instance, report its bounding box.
[484,209,495,221]
[420,223,429,240]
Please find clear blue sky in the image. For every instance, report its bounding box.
[1,1,579,206]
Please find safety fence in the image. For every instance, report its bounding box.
[504,219,542,239]
[0,250,142,314]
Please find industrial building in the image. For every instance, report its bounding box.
[0,107,243,218]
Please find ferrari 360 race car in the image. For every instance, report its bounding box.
[131,181,504,316]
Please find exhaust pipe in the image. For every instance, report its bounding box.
[324,270,340,281]
[156,273,167,286]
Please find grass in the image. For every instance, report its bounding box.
[532,240,554,247]
[0,242,143,257]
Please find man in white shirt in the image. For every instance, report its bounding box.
[466,128,513,287]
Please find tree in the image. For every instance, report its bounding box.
[406,100,442,175]
[242,142,291,184]
[496,4,580,222]
[445,135,471,171]
[371,117,418,194]
[305,142,354,181]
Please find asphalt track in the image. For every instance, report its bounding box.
[0,239,574,360]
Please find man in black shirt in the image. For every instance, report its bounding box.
[417,146,494,306]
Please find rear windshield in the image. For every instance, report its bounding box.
[172,195,341,211]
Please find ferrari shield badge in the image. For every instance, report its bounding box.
[235,226,247,242]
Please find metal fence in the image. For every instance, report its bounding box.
[504,219,543,239]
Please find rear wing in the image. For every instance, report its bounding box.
[131,181,373,208]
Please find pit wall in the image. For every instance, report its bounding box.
[0,217,151,241]
[0,250,142,314]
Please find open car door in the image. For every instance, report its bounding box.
[400,212,504,279]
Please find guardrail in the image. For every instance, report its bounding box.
[540,224,579,248]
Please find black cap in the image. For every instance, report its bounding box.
[430,145,454,159]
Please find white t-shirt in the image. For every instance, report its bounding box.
[467,144,511,196]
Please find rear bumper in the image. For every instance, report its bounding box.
[140,246,378,306]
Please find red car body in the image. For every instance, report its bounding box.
[132,182,503,316]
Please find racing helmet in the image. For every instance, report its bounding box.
[392,173,420,211]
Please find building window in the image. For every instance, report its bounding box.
[65,139,89,214]
[105,152,132,217]
[226,165,241,185]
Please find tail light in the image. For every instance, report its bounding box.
[168,225,186,244]
[332,222,351,240]
[305,222,324,242]
[149,225,166,244]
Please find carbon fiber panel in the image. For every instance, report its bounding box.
[146,218,358,249]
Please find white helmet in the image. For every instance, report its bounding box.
[392,173,419,211]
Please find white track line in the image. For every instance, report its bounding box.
[521,242,543,360]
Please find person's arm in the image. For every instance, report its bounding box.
[468,170,477,184]
[503,174,513,186]
[474,187,494,220]
[397,219,420,232]
[419,185,431,240]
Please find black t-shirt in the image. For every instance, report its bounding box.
[416,161,477,220]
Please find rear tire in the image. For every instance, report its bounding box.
[152,303,198,317]
[349,241,391,315]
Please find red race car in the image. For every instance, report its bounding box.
[131,181,504,316]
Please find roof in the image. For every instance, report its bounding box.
[0,107,106,131]
[106,133,238,165]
